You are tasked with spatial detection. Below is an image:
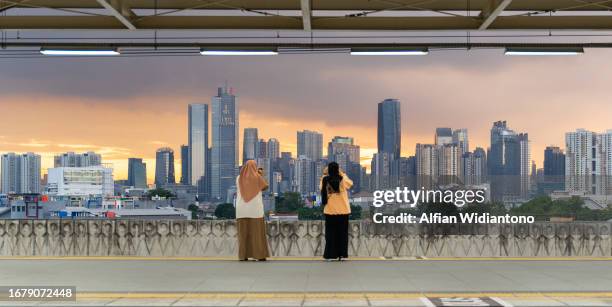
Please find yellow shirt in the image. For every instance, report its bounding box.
[320,175,353,215]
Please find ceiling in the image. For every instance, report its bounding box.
[2,0,612,31]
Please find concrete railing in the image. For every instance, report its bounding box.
[0,219,611,257]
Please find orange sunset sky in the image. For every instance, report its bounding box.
[1,49,611,183]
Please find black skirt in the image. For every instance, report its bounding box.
[324,214,350,259]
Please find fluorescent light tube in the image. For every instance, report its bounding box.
[350,48,428,55]
[40,48,120,56]
[200,50,278,56]
[504,47,583,56]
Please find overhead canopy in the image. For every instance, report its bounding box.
[2,0,612,31]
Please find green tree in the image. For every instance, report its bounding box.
[298,206,323,220]
[214,203,236,219]
[349,204,362,220]
[146,188,175,199]
[462,202,507,215]
[275,192,305,213]
[418,201,460,217]
[187,204,199,220]
[509,196,612,221]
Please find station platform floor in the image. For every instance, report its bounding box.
[1,257,612,306]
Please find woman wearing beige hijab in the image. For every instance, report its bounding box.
[236,160,270,261]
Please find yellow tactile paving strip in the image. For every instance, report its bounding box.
[2,256,612,261]
[74,292,612,299]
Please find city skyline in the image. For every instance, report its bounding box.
[1,51,612,182]
[0,97,609,183]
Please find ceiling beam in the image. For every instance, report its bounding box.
[0,42,607,48]
[95,0,136,30]
[0,0,26,13]
[4,15,612,31]
[0,0,609,12]
[479,0,513,30]
[300,0,311,31]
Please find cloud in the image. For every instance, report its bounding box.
[1,49,611,180]
[17,139,50,148]
[58,144,98,149]
[149,141,168,146]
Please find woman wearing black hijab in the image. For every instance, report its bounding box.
[320,162,353,261]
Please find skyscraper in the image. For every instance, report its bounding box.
[294,155,315,194]
[211,86,239,200]
[462,147,487,185]
[180,145,189,185]
[565,129,612,195]
[267,138,280,160]
[544,147,565,178]
[328,136,360,164]
[54,152,101,167]
[435,128,453,145]
[371,152,393,190]
[242,128,258,163]
[1,152,41,194]
[257,139,268,159]
[437,143,461,185]
[488,121,530,201]
[188,104,208,187]
[1,153,18,194]
[155,147,175,186]
[391,156,416,189]
[278,152,294,193]
[415,144,437,188]
[377,99,401,157]
[519,133,531,197]
[128,158,147,189]
[452,128,470,154]
[297,130,323,161]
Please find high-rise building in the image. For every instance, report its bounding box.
[371,152,393,190]
[278,152,294,193]
[519,133,531,197]
[188,104,208,188]
[54,152,101,167]
[437,143,461,185]
[294,156,315,195]
[297,130,323,161]
[328,136,360,167]
[180,145,189,185]
[211,86,239,200]
[565,129,612,195]
[127,158,147,188]
[257,139,268,159]
[603,130,612,195]
[377,99,401,157]
[488,121,530,201]
[391,156,416,189]
[155,147,175,186]
[256,157,272,187]
[462,147,487,185]
[415,144,437,188]
[1,153,19,194]
[1,152,41,194]
[242,128,258,163]
[452,128,470,154]
[267,138,280,160]
[435,128,453,145]
[47,166,113,197]
[327,136,361,181]
[19,153,40,194]
[544,146,565,178]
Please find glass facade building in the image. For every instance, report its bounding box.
[211,87,239,200]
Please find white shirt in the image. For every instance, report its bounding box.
[235,176,265,219]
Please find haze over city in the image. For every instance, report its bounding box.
[1,49,611,182]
